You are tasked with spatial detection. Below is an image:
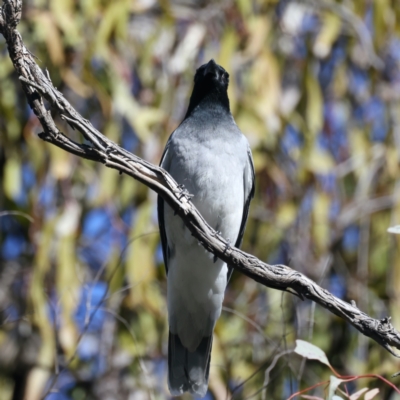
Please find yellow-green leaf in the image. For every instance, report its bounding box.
[313,12,341,58]
[4,157,21,200]
[306,69,323,136]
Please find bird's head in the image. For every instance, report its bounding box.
[194,59,229,88]
[185,59,230,118]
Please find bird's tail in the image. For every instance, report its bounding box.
[168,331,212,397]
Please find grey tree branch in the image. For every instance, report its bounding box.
[1,0,400,359]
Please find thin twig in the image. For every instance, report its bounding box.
[222,306,275,346]
[0,210,34,222]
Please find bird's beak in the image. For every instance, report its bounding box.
[204,59,218,77]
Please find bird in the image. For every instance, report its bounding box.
[157,59,255,397]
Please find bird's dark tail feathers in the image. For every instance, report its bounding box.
[168,331,212,398]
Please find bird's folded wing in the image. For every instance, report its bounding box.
[227,147,255,282]
[157,135,174,274]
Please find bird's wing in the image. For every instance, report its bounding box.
[157,135,174,275]
[227,147,255,282]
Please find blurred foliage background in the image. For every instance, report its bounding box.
[1,0,400,399]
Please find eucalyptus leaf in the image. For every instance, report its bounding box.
[387,225,400,234]
[328,376,346,400]
[294,340,332,368]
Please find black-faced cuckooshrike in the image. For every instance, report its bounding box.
[158,59,255,397]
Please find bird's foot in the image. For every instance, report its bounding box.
[212,230,223,262]
[224,238,232,254]
[176,184,193,201]
[212,230,222,237]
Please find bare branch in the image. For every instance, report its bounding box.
[1,0,400,358]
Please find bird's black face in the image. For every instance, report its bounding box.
[185,59,230,118]
[194,59,229,89]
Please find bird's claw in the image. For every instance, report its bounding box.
[176,184,193,201]
[224,239,231,254]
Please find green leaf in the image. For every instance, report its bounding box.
[125,202,159,310]
[387,225,400,234]
[313,12,341,58]
[364,388,380,400]
[4,157,21,200]
[349,388,369,400]
[294,340,331,368]
[306,69,323,136]
[328,376,345,400]
[305,146,335,174]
